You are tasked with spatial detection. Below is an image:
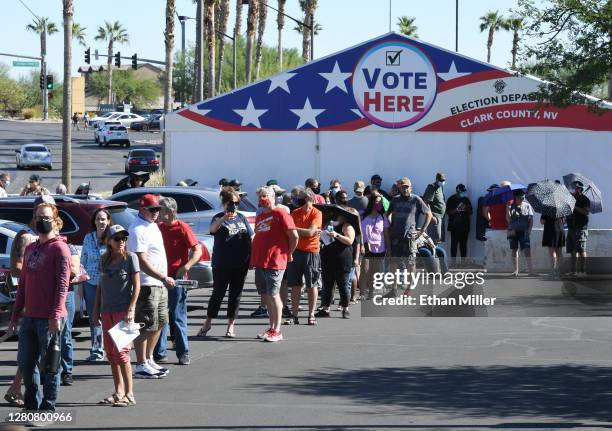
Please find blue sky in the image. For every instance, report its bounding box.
[2,0,525,80]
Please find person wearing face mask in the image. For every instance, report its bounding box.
[370,174,391,201]
[80,208,113,362]
[565,181,591,277]
[446,184,473,264]
[8,202,71,411]
[360,192,390,299]
[348,181,369,217]
[423,173,447,244]
[200,188,252,338]
[506,189,535,277]
[328,179,342,204]
[335,190,362,304]
[305,177,326,204]
[285,187,322,325]
[0,172,10,197]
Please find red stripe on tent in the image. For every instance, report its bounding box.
[179,108,370,131]
[438,70,512,93]
[418,103,612,132]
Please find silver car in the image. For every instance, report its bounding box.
[108,186,257,234]
[15,144,52,170]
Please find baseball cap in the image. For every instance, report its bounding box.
[228,179,242,188]
[354,181,365,193]
[266,179,278,186]
[436,172,446,181]
[572,180,584,189]
[106,224,129,239]
[29,174,41,182]
[34,194,56,206]
[270,184,285,195]
[487,184,499,192]
[371,174,382,182]
[139,194,160,209]
[456,184,467,192]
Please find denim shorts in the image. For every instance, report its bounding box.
[287,250,321,289]
[254,268,284,296]
[509,230,530,250]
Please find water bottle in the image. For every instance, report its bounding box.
[44,332,61,374]
[92,325,103,351]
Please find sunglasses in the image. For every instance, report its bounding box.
[112,236,128,242]
[35,216,53,222]
[146,207,161,213]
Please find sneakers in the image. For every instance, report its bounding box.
[282,305,293,319]
[256,328,273,339]
[251,305,268,318]
[147,358,169,375]
[134,363,165,379]
[314,309,330,318]
[342,308,351,319]
[154,356,168,364]
[178,353,191,366]
[263,330,283,342]
[61,373,73,386]
[86,353,105,362]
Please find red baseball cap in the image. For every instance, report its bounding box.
[140,194,160,209]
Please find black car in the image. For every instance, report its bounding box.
[131,114,163,131]
[124,149,160,174]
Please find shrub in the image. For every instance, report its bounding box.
[22,108,36,119]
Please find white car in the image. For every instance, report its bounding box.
[94,121,121,143]
[15,144,52,170]
[114,113,146,128]
[89,111,122,127]
[99,125,130,147]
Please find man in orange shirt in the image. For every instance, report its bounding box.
[286,187,323,325]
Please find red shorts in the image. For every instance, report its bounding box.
[101,311,131,365]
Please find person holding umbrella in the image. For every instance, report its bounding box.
[506,189,535,277]
[566,181,591,277]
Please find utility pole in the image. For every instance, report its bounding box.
[455,0,459,52]
[180,17,186,107]
[41,29,48,120]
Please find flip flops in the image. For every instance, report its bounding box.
[113,394,136,407]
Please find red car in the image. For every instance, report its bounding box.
[0,195,135,245]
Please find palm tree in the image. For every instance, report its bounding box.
[299,0,317,62]
[276,0,286,70]
[71,22,87,47]
[205,0,217,98]
[94,21,129,104]
[62,1,73,190]
[164,0,176,113]
[235,0,243,37]
[194,0,204,101]
[245,0,259,83]
[26,17,58,120]
[397,16,418,38]
[479,10,508,63]
[216,0,230,93]
[507,17,524,70]
[254,0,268,80]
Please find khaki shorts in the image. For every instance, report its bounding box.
[135,285,168,332]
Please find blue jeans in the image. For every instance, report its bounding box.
[155,286,188,359]
[17,317,64,410]
[60,290,75,375]
[83,282,104,359]
[417,246,449,274]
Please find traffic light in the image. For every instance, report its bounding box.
[39,74,44,89]
[46,75,53,90]
[131,54,137,70]
[114,52,121,67]
[84,48,90,64]
[48,92,53,100]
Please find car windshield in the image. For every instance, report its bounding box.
[130,150,155,158]
[25,146,47,152]
[0,221,33,234]
[108,207,136,230]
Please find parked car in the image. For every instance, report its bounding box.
[89,111,122,127]
[109,186,257,234]
[94,120,121,143]
[113,113,146,128]
[0,220,35,270]
[15,144,52,170]
[131,114,163,131]
[0,195,135,245]
[100,125,130,147]
[124,149,159,173]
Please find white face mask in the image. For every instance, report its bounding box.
[331,220,340,227]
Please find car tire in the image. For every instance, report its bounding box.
[126,142,131,148]
[143,124,149,132]
[47,165,53,170]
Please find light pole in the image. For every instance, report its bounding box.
[177,14,187,107]
[242,0,314,62]
[455,0,459,52]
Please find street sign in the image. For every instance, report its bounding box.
[13,61,39,67]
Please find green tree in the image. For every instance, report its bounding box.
[254,0,268,80]
[507,17,524,70]
[518,0,612,105]
[397,16,418,37]
[245,0,259,83]
[277,0,287,70]
[26,17,58,120]
[0,76,25,114]
[72,22,87,47]
[94,21,129,104]
[479,10,508,63]
[88,70,161,108]
[216,0,230,93]
[164,0,176,113]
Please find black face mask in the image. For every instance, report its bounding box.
[311,186,320,194]
[226,202,237,213]
[36,220,53,234]
[293,197,306,207]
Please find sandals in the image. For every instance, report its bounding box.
[99,393,122,405]
[283,317,299,325]
[307,317,317,326]
[4,390,24,407]
[113,394,136,407]
[225,330,236,338]
[196,325,211,337]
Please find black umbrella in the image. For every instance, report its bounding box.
[526,180,575,218]
[563,173,603,214]
[314,204,361,236]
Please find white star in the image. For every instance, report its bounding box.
[290,98,326,129]
[233,98,268,128]
[319,61,352,94]
[437,61,471,81]
[197,109,211,116]
[351,109,364,118]
[267,72,297,94]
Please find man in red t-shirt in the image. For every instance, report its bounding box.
[154,197,202,365]
[251,186,298,342]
